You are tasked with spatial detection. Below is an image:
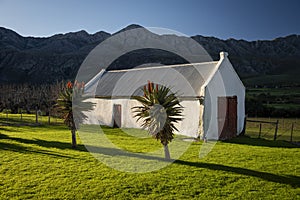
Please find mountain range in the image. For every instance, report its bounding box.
[1,24,300,86]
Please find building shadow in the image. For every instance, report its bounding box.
[174,160,300,188]
[222,135,298,148]
[1,133,299,187]
[84,144,299,187]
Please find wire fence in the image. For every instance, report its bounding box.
[245,117,300,142]
[1,113,300,143]
[0,112,62,126]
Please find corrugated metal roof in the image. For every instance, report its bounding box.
[94,61,218,98]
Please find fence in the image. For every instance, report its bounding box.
[245,117,300,142]
[0,112,62,125]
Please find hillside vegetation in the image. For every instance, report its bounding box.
[1,25,300,86]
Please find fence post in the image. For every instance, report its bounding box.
[35,106,38,124]
[48,109,51,125]
[290,123,294,142]
[274,120,279,141]
[259,123,262,138]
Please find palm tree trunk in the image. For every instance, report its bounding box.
[163,144,171,160]
[71,129,77,148]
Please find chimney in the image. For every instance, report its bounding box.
[220,52,228,59]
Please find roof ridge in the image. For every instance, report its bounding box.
[108,61,218,73]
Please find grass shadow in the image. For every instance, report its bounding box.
[0,122,64,128]
[87,144,299,187]
[0,116,64,128]
[0,141,78,159]
[175,160,300,188]
[85,144,169,162]
[1,131,299,188]
[223,135,298,148]
[0,133,87,152]
[0,127,22,132]
[84,143,299,187]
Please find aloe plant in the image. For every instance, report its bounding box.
[56,81,94,148]
[132,81,183,159]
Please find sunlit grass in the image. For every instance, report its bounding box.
[0,114,299,199]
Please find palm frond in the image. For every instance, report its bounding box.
[132,82,184,145]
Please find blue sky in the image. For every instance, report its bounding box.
[0,0,299,41]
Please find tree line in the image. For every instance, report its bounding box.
[246,93,300,118]
[0,82,65,116]
[1,83,299,120]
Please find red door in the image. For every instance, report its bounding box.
[218,96,237,140]
[113,104,122,128]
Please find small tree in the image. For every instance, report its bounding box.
[56,81,94,148]
[132,81,183,159]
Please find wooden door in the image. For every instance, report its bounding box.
[228,96,237,138]
[218,96,237,140]
[113,104,122,128]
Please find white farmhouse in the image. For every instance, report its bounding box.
[84,52,245,140]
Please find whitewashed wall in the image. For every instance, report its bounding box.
[176,100,201,137]
[203,57,245,140]
[83,98,201,138]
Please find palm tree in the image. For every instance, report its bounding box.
[56,81,94,148]
[132,81,183,159]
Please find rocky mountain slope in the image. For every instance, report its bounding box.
[1,24,299,86]
[0,26,111,83]
[192,35,300,78]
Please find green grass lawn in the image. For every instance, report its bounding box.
[0,114,299,199]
